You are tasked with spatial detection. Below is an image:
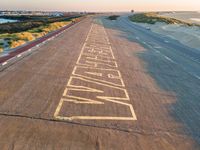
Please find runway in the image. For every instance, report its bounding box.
[0,15,199,149]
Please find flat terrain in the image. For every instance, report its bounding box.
[160,12,200,25]
[0,16,199,149]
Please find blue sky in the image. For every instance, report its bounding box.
[0,0,200,11]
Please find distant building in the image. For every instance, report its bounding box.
[0,11,67,17]
[51,12,64,17]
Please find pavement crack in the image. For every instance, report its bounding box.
[0,111,195,139]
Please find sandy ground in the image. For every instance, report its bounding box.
[0,16,199,149]
[159,12,200,25]
[135,22,200,50]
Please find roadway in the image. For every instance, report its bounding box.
[103,15,200,79]
[102,14,200,147]
[0,15,199,149]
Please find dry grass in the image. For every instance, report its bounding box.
[0,21,71,50]
[129,12,197,26]
[10,40,26,48]
[16,32,36,41]
[42,21,70,33]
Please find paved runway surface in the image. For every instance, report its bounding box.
[0,16,199,149]
[101,14,200,145]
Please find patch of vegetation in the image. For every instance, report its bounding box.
[7,40,12,45]
[28,28,44,33]
[0,21,45,34]
[107,15,120,20]
[0,15,81,34]
[0,21,72,49]
[129,12,198,26]
[0,43,3,52]
[0,34,20,41]
[0,15,83,52]
[0,45,2,48]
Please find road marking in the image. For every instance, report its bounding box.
[142,41,146,44]
[136,37,140,40]
[154,46,162,49]
[164,40,169,43]
[72,66,125,87]
[17,54,22,58]
[164,56,174,63]
[155,50,161,54]
[2,62,8,66]
[54,23,137,122]
[194,74,200,80]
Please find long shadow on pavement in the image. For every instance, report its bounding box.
[97,16,200,145]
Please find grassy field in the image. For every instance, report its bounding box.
[0,15,81,52]
[129,12,199,26]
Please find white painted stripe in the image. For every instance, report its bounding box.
[154,46,162,49]
[2,62,8,66]
[17,54,21,58]
[194,74,200,80]
[164,56,174,63]
[155,50,161,54]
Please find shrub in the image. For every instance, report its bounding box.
[107,15,120,20]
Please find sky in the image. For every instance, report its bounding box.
[0,0,200,12]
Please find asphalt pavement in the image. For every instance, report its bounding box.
[0,15,199,149]
[101,14,200,146]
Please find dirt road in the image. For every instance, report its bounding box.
[0,17,199,149]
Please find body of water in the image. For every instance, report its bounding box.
[0,18,18,24]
